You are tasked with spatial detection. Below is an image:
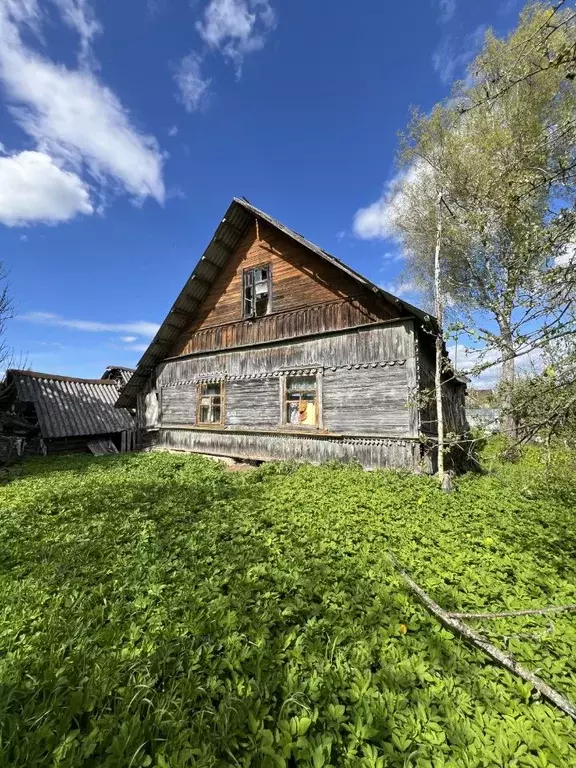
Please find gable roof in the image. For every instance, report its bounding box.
[102,366,136,388]
[5,369,134,439]
[117,198,434,409]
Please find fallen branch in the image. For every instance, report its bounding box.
[448,605,576,619]
[388,552,576,722]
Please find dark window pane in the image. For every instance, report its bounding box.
[200,405,210,422]
[255,295,269,316]
[203,383,220,396]
[212,405,221,422]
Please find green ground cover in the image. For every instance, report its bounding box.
[0,445,575,767]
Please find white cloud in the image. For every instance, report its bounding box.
[20,312,160,337]
[120,335,138,343]
[432,25,486,85]
[447,343,544,388]
[175,53,211,112]
[123,343,149,353]
[353,161,431,241]
[20,233,28,241]
[382,251,404,263]
[436,0,456,23]
[0,150,92,226]
[0,0,165,210]
[51,0,102,68]
[380,280,418,299]
[555,243,576,267]
[168,124,179,137]
[196,0,276,74]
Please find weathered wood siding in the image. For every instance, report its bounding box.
[323,366,410,435]
[226,379,279,428]
[158,428,419,471]
[161,323,412,385]
[137,384,159,430]
[153,324,418,472]
[160,385,196,426]
[170,221,400,357]
[417,330,468,437]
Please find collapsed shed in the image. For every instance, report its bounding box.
[1,369,135,455]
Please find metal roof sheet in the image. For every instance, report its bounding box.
[117,198,435,409]
[7,370,134,439]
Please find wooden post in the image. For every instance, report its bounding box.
[434,191,445,483]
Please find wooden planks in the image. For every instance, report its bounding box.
[322,367,410,435]
[160,385,196,426]
[170,222,400,357]
[226,379,280,429]
[158,428,419,470]
[160,323,413,385]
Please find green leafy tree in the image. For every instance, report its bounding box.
[386,2,576,435]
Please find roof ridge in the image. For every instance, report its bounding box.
[7,369,118,385]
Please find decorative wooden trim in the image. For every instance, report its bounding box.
[159,359,408,388]
[162,317,415,364]
[159,425,417,445]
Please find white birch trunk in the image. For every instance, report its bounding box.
[434,192,445,482]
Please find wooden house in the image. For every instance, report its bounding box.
[117,199,467,471]
[2,369,135,455]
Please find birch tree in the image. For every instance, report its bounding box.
[385,2,576,436]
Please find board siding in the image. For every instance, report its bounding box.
[160,385,196,426]
[159,323,412,385]
[154,324,419,470]
[226,379,280,428]
[170,221,400,357]
[158,428,419,471]
[322,367,410,435]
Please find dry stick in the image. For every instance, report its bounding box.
[387,553,576,723]
[449,605,576,620]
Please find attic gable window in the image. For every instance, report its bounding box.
[243,265,271,318]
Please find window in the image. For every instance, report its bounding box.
[284,376,318,427]
[243,265,271,317]
[198,381,223,424]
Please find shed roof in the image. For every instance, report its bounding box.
[6,369,134,439]
[117,198,435,409]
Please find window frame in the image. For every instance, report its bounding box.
[242,263,272,319]
[196,380,225,427]
[280,372,323,430]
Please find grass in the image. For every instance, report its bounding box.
[0,445,575,767]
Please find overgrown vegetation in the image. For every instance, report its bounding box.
[1,448,575,767]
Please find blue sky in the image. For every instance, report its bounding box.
[0,0,524,380]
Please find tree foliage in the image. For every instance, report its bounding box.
[386,2,576,433]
